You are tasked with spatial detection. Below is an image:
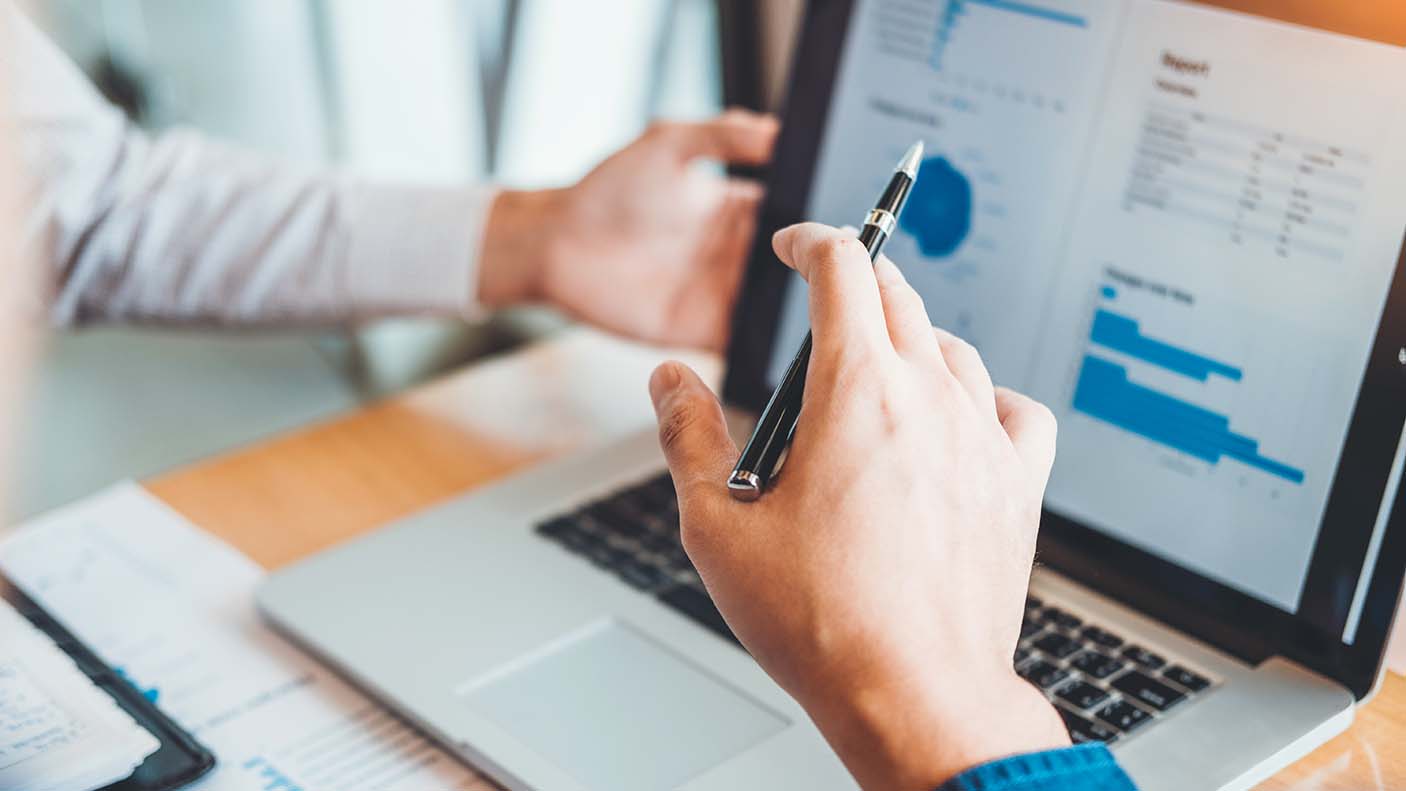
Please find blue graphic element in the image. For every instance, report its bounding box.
[1091,309,1243,383]
[1100,285,1117,300]
[934,0,1088,68]
[113,665,159,704]
[1073,354,1305,484]
[899,156,973,258]
[243,757,304,791]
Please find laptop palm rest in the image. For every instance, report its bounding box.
[459,620,789,790]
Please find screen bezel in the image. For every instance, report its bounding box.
[722,0,1406,699]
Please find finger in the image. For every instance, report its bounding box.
[649,361,740,502]
[995,387,1057,483]
[933,327,996,418]
[693,182,764,352]
[872,254,939,358]
[772,222,891,358]
[651,109,779,166]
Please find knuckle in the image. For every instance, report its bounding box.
[657,397,705,451]
[933,368,969,401]
[813,235,860,264]
[644,120,677,140]
[1033,400,1058,433]
[939,332,984,368]
[875,389,903,438]
[678,515,711,558]
[720,107,750,123]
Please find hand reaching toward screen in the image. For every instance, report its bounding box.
[477,110,778,351]
[646,223,1070,790]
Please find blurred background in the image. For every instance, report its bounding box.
[14,0,802,517]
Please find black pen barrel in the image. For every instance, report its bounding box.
[727,220,890,500]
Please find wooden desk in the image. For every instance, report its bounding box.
[147,328,1404,790]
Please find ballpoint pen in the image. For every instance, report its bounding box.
[727,140,925,501]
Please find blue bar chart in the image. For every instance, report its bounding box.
[1091,309,1243,382]
[1072,301,1305,484]
[933,0,1088,68]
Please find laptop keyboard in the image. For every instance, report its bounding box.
[1020,598,1215,744]
[534,472,1216,745]
[535,472,740,647]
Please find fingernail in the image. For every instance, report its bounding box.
[649,363,682,409]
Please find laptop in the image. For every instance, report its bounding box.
[257,1,1406,789]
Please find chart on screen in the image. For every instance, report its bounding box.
[781,0,1124,386]
[874,0,1100,111]
[1067,274,1308,489]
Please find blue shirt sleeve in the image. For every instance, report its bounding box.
[936,743,1137,791]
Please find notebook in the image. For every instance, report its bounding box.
[0,599,158,791]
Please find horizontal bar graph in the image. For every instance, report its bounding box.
[1073,354,1305,484]
[1091,308,1243,382]
[933,0,1088,69]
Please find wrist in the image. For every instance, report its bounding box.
[477,188,571,309]
[806,668,1070,791]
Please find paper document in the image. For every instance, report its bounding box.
[0,483,492,791]
[0,598,158,791]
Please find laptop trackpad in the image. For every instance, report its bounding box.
[461,620,789,790]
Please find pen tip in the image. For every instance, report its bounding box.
[898,140,924,179]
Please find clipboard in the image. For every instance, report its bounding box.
[0,575,216,791]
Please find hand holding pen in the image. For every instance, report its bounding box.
[728,141,925,500]
[645,220,1066,789]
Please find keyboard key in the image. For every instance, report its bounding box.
[1019,620,1043,639]
[1112,669,1185,711]
[1070,650,1124,680]
[615,558,669,591]
[640,532,680,553]
[1018,660,1069,690]
[629,475,677,511]
[1121,645,1166,670]
[537,516,573,536]
[539,519,595,553]
[1025,596,1043,610]
[1039,607,1082,630]
[1034,632,1082,659]
[1058,707,1119,744]
[585,541,628,569]
[1014,648,1030,665]
[583,500,644,535]
[1163,665,1211,692]
[662,546,696,572]
[657,585,739,646]
[1056,681,1110,711]
[1080,626,1124,649]
[1096,700,1152,733]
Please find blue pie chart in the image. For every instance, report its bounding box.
[900,156,973,258]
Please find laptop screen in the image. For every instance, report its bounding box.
[763,0,1406,627]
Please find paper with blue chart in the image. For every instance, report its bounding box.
[0,599,158,791]
[0,484,490,791]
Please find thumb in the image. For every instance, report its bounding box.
[649,362,739,499]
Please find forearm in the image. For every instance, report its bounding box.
[8,1,495,328]
[38,127,495,327]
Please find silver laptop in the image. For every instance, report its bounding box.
[258,1,1406,788]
